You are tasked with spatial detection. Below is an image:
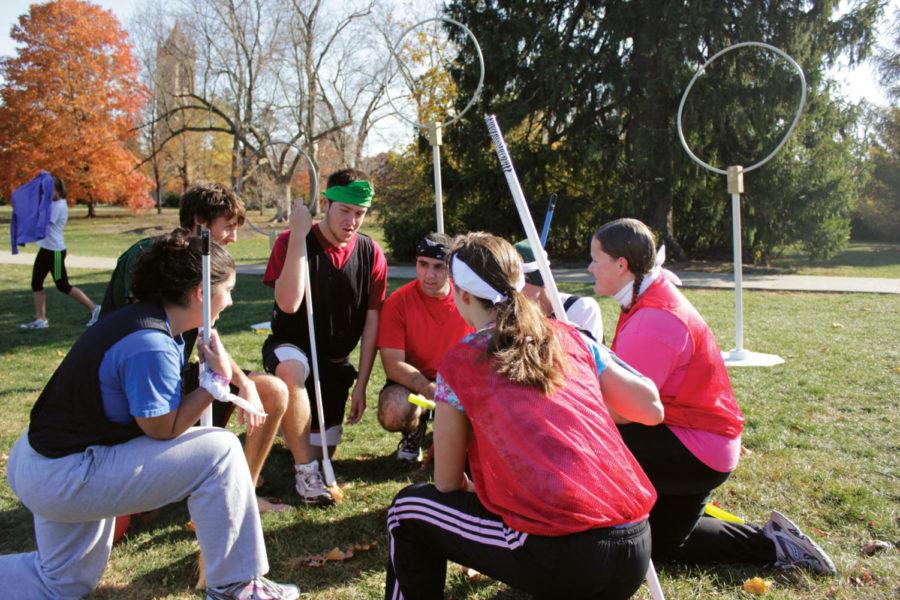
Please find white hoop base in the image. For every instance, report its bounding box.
[722,349,785,367]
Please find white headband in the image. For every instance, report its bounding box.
[451,255,525,305]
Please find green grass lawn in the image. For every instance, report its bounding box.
[0,265,897,599]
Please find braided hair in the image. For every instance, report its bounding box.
[593,219,657,312]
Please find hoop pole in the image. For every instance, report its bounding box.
[646,559,666,600]
[728,167,746,355]
[429,122,445,234]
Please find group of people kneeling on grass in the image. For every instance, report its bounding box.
[1,170,835,599]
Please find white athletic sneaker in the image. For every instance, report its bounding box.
[86,305,101,327]
[206,576,299,600]
[19,319,49,330]
[762,510,837,575]
[294,461,334,506]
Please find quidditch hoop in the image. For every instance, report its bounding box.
[676,41,807,175]
[384,17,485,130]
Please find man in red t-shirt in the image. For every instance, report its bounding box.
[261,168,387,505]
[377,233,473,462]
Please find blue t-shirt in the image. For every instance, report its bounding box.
[98,329,185,424]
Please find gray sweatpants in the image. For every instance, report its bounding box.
[1,428,268,599]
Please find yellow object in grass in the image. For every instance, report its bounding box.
[704,502,746,524]
[742,577,773,594]
[407,393,436,411]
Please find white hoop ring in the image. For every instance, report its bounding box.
[384,17,485,131]
[676,41,807,175]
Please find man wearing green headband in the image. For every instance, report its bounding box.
[262,168,387,506]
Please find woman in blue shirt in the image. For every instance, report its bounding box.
[1,231,298,600]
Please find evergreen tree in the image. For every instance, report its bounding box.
[429,0,881,261]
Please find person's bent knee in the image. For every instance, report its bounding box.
[254,374,288,417]
[275,360,308,390]
[378,385,417,432]
[56,281,73,294]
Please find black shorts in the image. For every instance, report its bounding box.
[182,361,246,427]
[262,340,357,431]
[31,247,72,294]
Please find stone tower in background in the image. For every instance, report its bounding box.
[154,23,196,193]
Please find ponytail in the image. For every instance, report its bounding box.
[451,232,567,395]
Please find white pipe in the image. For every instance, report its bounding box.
[731,191,745,354]
[484,115,568,325]
[303,257,336,486]
[432,139,444,234]
[200,228,213,427]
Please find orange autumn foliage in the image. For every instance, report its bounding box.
[0,0,151,209]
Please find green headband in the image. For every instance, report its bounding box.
[322,180,373,207]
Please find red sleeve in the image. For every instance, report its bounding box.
[376,290,406,350]
[368,240,388,310]
[262,230,291,288]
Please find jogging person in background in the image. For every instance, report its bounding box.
[386,232,664,600]
[262,168,387,506]
[589,217,836,574]
[19,175,100,330]
[376,233,472,462]
[514,239,604,341]
[1,231,297,600]
[99,183,290,513]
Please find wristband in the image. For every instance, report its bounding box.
[199,365,231,400]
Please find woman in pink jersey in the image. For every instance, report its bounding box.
[385,232,664,600]
[589,218,835,574]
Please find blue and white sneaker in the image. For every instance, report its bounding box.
[763,510,836,575]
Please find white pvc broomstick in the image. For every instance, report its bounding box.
[200,229,213,427]
[199,230,265,422]
[485,115,666,600]
[302,250,338,492]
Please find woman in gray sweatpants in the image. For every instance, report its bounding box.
[0,231,297,600]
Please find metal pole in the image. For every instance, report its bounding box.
[727,166,746,357]
[429,121,444,234]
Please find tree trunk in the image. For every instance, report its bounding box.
[271,177,292,223]
[87,198,96,218]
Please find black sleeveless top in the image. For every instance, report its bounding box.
[267,231,374,361]
[29,302,171,457]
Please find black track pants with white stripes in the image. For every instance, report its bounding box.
[385,483,651,600]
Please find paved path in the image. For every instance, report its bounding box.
[2,251,897,294]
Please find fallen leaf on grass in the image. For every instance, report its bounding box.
[294,541,377,568]
[861,540,893,556]
[848,566,875,587]
[56,350,66,357]
[831,322,844,329]
[254,329,266,335]
[465,568,483,581]
[329,484,345,503]
[742,577,773,594]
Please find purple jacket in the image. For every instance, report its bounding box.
[10,171,55,254]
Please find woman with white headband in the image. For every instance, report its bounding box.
[590,218,835,575]
[385,232,663,600]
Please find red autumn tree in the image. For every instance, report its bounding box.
[0,0,152,214]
